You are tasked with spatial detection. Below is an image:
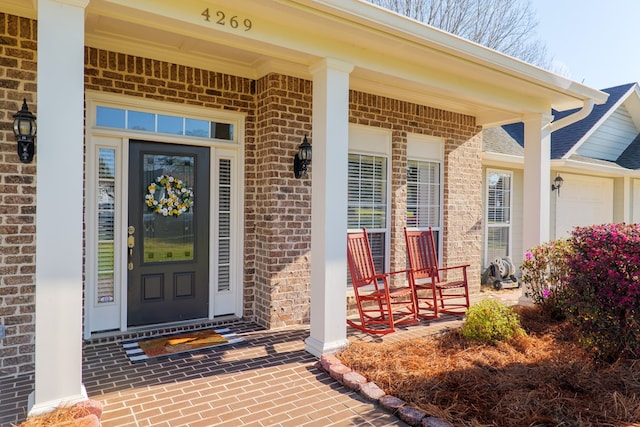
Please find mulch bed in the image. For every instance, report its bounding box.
[338,306,640,426]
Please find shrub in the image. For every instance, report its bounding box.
[461,299,525,345]
[520,239,573,319]
[565,223,640,362]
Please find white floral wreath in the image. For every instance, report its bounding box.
[145,175,194,217]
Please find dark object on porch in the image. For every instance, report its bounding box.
[481,257,521,290]
[12,98,37,163]
[346,228,418,334]
[293,134,312,178]
[404,227,470,317]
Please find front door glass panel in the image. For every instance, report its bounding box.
[142,154,195,263]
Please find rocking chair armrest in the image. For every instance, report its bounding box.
[373,269,413,281]
[436,264,470,273]
[410,267,436,276]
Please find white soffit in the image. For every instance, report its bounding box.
[5,0,608,124]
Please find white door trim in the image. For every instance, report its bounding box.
[84,92,245,338]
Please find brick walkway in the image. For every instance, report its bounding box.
[83,322,411,427]
[1,288,522,427]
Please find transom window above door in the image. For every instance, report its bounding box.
[96,106,235,141]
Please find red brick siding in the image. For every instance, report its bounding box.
[0,13,37,378]
[253,74,313,328]
[349,92,483,291]
[84,47,261,322]
[1,14,483,379]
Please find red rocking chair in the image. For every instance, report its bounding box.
[347,228,418,334]
[404,227,470,317]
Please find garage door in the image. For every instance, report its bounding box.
[555,174,613,238]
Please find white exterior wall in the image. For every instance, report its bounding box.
[553,173,614,239]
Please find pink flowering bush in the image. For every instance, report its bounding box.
[520,239,573,319]
[565,223,640,362]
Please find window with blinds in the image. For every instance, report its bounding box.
[348,153,388,274]
[217,159,232,292]
[486,171,512,264]
[406,159,441,230]
[97,148,116,304]
[406,159,442,256]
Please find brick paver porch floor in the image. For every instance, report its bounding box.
[1,288,522,427]
[84,321,413,427]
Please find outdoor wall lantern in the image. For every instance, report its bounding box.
[293,135,312,178]
[13,98,37,164]
[551,174,564,195]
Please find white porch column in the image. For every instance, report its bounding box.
[522,113,554,253]
[29,0,88,415]
[304,58,353,357]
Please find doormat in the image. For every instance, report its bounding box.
[123,327,243,362]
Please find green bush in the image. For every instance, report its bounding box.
[566,223,640,362]
[460,299,525,345]
[520,239,573,320]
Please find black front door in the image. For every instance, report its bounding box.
[127,141,210,326]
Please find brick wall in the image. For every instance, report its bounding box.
[252,74,313,328]
[0,13,37,378]
[84,51,482,330]
[84,46,260,323]
[349,93,483,291]
[0,16,483,378]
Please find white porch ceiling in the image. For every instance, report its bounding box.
[2,0,608,126]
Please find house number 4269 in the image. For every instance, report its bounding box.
[201,9,253,31]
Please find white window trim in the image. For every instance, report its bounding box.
[348,125,392,272]
[406,134,444,258]
[85,138,123,337]
[484,168,513,267]
[84,92,245,338]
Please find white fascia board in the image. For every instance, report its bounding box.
[482,152,524,169]
[562,85,636,159]
[92,0,606,113]
[0,0,37,18]
[298,0,608,108]
[552,159,640,178]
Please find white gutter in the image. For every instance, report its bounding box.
[552,159,640,178]
[548,98,595,132]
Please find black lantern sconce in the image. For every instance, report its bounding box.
[13,98,37,164]
[293,135,312,178]
[551,174,564,195]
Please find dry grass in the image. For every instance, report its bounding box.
[15,405,87,427]
[338,306,640,427]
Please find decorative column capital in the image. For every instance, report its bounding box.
[522,112,554,129]
[309,58,354,76]
[54,0,90,7]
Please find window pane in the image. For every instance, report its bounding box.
[157,114,183,135]
[185,118,210,138]
[487,172,511,224]
[368,232,385,274]
[486,171,512,264]
[347,153,388,285]
[97,148,116,304]
[128,110,155,132]
[487,226,509,260]
[142,154,195,263]
[348,154,387,229]
[212,122,234,140]
[218,159,232,292]
[96,107,125,129]
[95,106,234,142]
[406,160,441,229]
